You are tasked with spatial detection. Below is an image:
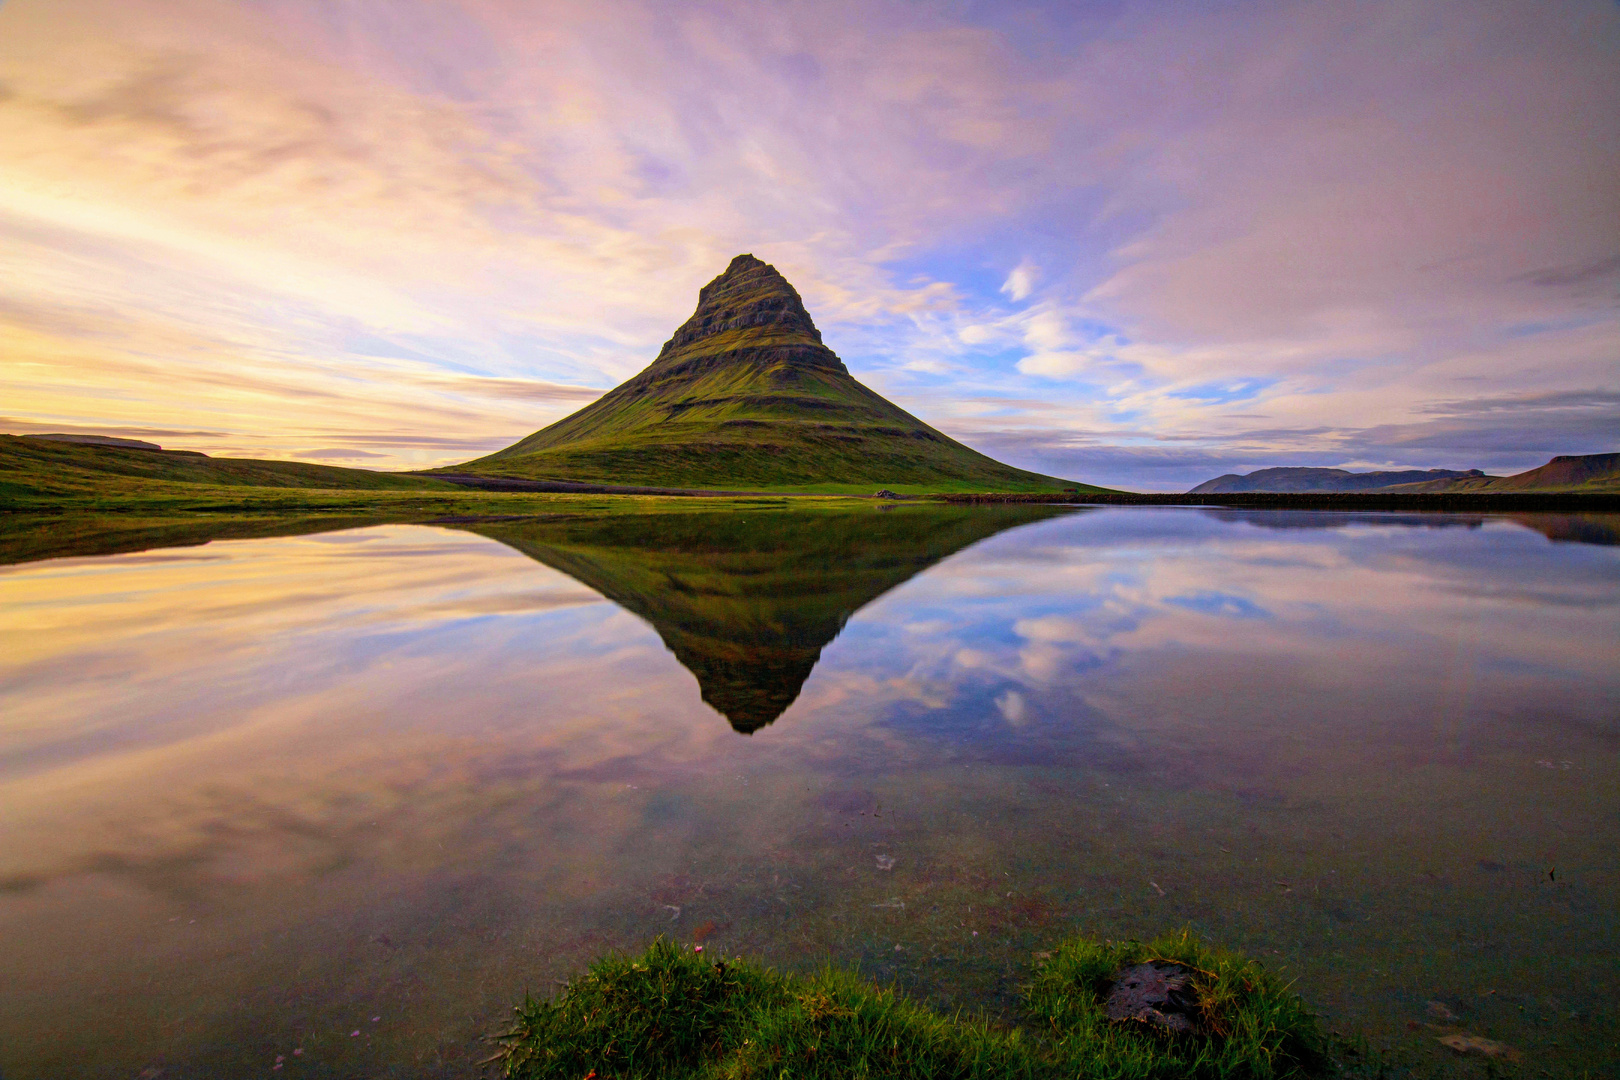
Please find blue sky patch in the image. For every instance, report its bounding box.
[1164,591,1271,619]
[1167,378,1277,405]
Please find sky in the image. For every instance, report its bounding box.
[0,0,1615,491]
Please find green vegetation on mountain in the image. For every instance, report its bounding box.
[1190,454,1620,495]
[0,433,452,506]
[0,433,901,526]
[471,502,1067,732]
[494,933,1335,1080]
[1187,466,1486,494]
[451,255,1105,494]
[1381,452,1620,494]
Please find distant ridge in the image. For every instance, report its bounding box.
[1381,452,1620,494]
[1188,454,1620,496]
[451,255,1105,493]
[29,433,163,451]
[1188,466,1486,494]
[1,432,450,501]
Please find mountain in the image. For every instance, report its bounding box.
[450,255,1104,494]
[1188,466,1488,494]
[1379,453,1620,494]
[469,503,1069,733]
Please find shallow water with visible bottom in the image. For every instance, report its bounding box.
[0,505,1615,1078]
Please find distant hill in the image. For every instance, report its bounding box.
[1381,453,1620,494]
[29,433,164,450]
[1188,466,1487,494]
[0,433,452,502]
[450,254,1106,494]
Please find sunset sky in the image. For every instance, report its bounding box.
[1,0,1615,490]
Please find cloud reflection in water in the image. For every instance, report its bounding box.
[0,506,1616,1076]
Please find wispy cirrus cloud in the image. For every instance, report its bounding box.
[0,0,1614,486]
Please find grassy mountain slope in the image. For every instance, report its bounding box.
[0,434,453,504]
[451,255,1107,494]
[1381,453,1620,494]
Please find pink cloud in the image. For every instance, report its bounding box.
[0,0,1613,482]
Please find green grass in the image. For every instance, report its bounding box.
[0,434,453,503]
[494,933,1341,1080]
[1026,932,1329,1079]
[454,368,1107,492]
[456,429,1104,493]
[0,433,888,516]
[1,432,1110,510]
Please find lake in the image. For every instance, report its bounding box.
[1,505,1615,1078]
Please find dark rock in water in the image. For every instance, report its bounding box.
[873,489,899,499]
[1105,961,1199,1033]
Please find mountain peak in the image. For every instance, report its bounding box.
[657,253,825,361]
[460,255,1094,493]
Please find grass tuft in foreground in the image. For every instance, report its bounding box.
[494,933,1336,1080]
[1026,931,1329,1079]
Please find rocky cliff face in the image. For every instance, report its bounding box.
[661,254,826,351]
[636,254,848,379]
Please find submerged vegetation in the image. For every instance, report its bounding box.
[495,933,1340,1080]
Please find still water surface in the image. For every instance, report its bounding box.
[1,506,1616,1078]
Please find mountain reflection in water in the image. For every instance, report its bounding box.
[0,505,1616,1079]
[468,505,1071,732]
[1200,508,1620,545]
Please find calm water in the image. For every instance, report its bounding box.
[1,506,1616,1078]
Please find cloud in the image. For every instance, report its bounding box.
[1340,392,1620,459]
[951,387,1620,490]
[298,447,389,460]
[0,0,1614,477]
[1166,378,1276,406]
[412,376,605,403]
[1520,254,1620,289]
[994,688,1028,725]
[1418,389,1620,417]
[1000,259,1036,302]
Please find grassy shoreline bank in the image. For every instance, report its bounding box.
[494,933,1371,1080]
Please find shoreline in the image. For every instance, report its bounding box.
[937,490,1620,511]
